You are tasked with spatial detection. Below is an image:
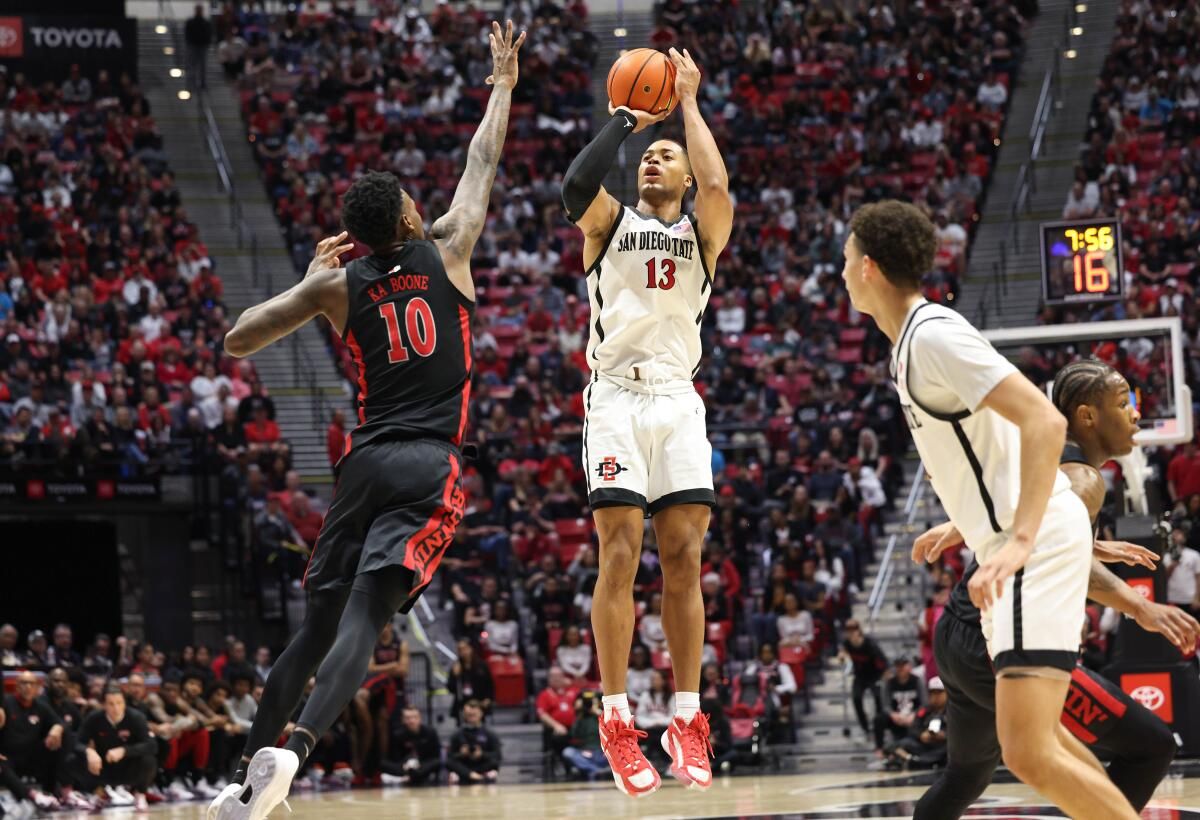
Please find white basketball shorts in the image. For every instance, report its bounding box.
[581,375,715,516]
[981,489,1093,674]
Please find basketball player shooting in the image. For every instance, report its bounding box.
[911,359,1200,819]
[560,47,732,797]
[842,201,1140,820]
[205,21,524,820]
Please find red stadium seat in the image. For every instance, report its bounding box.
[487,655,527,706]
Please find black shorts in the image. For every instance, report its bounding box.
[936,612,1169,755]
[303,437,465,613]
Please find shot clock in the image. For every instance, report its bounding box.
[1040,217,1123,306]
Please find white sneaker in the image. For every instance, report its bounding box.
[380,772,407,787]
[106,785,135,806]
[207,782,245,820]
[60,789,97,810]
[135,792,150,811]
[167,779,198,801]
[29,790,60,811]
[193,780,222,799]
[212,748,299,820]
[7,801,36,820]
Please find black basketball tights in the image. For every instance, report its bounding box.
[237,567,413,777]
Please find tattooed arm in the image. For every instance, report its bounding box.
[224,233,352,357]
[1087,558,1200,652]
[431,20,525,301]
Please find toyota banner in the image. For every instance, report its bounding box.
[0,15,137,84]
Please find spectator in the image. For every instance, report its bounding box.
[145,676,209,801]
[354,623,408,778]
[0,670,66,809]
[877,676,949,770]
[1062,180,1099,219]
[51,624,80,668]
[638,592,667,652]
[445,701,501,785]
[626,646,654,708]
[60,64,92,104]
[447,639,493,720]
[1168,442,1200,503]
[777,593,815,652]
[327,409,347,467]
[976,70,1008,109]
[184,3,213,91]
[68,686,157,810]
[483,599,521,656]
[634,670,674,760]
[83,634,113,673]
[253,646,272,683]
[536,667,578,762]
[555,625,593,685]
[1166,528,1200,619]
[837,620,888,740]
[1,624,26,667]
[562,690,609,781]
[873,657,928,755]
[224,673,257,735]
[287,492,324,550]
[381,706,441,787]
[700,663,731,707]
[743,643,798,712]
[42,668,82,736]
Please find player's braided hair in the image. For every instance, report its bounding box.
[1051,358,1119,423]
[342,171,405,249]
[848,200,937,290]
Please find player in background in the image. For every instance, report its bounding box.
[206,22,524,820]
[560,48,733,797]
[912,358,1200,818]
[842,200,1139,820]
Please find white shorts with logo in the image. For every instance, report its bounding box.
[581,374,715,516]
[980,489,1093,673]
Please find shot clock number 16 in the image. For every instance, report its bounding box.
[1040,218,1124,306]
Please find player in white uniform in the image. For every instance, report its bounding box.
[841,201,1138,820]
[561,49,732,798]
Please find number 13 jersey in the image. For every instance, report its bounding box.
[586,206,713,383]
[341,240,474,454]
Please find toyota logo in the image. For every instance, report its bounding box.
[1130,685,1165,711]
[0,26,17,49]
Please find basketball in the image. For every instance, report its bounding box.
[607,48,677,116]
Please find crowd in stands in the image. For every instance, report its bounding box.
[0,621,478,814]
[1035,0,1200,662]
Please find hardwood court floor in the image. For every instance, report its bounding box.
[99,765,1200,819]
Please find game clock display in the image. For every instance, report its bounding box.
[1040,218,1123,306]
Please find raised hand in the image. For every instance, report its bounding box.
[668,47,701,102]
[306,231,354,277]
[1093,539,1159,570]
[486,19,527,89]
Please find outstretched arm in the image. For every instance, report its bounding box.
[224,233,352,357]
[1088,558,1200,653]
[670,48,732,268]
[431,20,525,300]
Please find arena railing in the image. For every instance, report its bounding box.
[973,7,1068,329]
[867,462,930,632]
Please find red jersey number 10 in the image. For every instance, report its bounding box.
[379,298,437,363]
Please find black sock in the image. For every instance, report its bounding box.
[283,726,318,769]
[232,755,252,787]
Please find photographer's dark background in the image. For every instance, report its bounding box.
[3,520,121,644]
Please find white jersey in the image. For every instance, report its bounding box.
[585,206,712,386]
[890,300,1073,558]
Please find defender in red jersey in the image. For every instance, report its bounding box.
[208,21,525,820]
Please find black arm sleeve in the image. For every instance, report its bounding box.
[561,109,638,223]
